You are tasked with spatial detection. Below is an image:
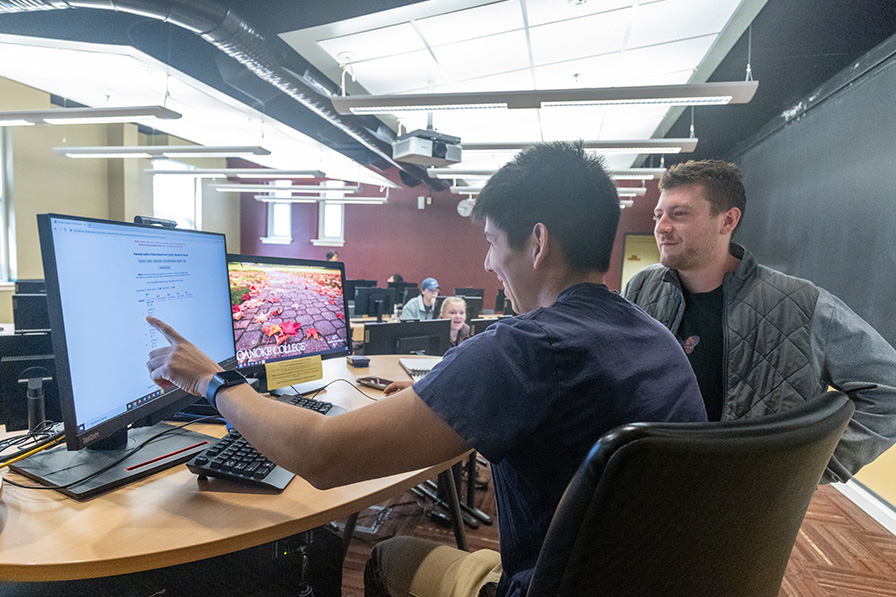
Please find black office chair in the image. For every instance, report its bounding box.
[526,391,854,597]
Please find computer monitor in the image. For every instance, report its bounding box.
[469,316,513,336]
[388,281,419,306]
[434,295,483,321]
[12,214,236,499]
[0,332,60,431]
[228,254,352,393]
[354,286,397,322]
[453,287,484,298]
[362,319,451,356]
[345,279,377,301]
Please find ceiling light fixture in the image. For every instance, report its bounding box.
[215,183,361,194]
[331,81,758,115]
[147,168,325,179]
[610,168,667,180]
[462,139,698,154]
[431,167,667,180]
[0,105,182,127]
[53,145,271,158]
[616,188,648,197]
[253,195,387,204]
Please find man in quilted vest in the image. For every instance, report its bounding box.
[624,159,896,482]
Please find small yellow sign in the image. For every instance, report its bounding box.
[264,355,323,391]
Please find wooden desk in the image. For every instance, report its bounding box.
[0,355,457,582]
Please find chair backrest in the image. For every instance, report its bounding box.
[526,391,854,597]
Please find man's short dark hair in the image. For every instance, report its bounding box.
[659,160,747,226]
[326,250,338,261]
[470,141,620,272]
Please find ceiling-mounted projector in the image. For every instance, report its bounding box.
[392,129,461,166]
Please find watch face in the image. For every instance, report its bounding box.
[217,370,246,383]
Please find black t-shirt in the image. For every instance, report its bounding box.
[677,285,725,420]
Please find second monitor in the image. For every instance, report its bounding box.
[353,286,397,322]
[363,319,451,356]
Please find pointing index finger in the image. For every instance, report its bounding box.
[146,316,186,344]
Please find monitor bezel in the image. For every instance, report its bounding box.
[353,286,398,319]
[38,213,234,451]
[227,253,353,381]
[362,319,451,356]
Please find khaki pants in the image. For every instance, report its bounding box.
[365,536,503,597]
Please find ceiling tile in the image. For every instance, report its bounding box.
[626,0,744,49]
[430,29,531,82]
[620,35,718,81]
[524,0,635,27]
[415,0,525,47]
[407,69,535,93]
[317,22,424,64]
[529,8,632,66]
[347,49,447,95]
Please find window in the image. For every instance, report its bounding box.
[0,128,10,283]
[152,159,200,229]
[311,181,346,247]
[261,180,293,244]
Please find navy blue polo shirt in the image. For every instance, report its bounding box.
[415,283,706,597]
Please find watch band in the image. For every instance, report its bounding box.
[205,370,247,410]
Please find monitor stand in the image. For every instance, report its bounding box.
[10,422,213,500]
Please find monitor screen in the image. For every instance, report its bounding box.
[37,214,235,451]
[345,279,377,301]
[228,254,352,380]
[354,286,397,321]
[453,287,484,298]
[388,281,419,306]
[363,319,451,356]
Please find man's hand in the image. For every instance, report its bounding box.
[383,380,414,396]
[145,316,223,397]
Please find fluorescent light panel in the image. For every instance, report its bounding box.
[254,195,386,204]
[462,139,697,154]
[54,145,271,158]
[331,81,758,114]
[616,187,647,197]
[431,167,667,180]
[0,105,181,126]
[216,183,360,193]
[147,168,325,179]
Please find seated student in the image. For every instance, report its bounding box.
[400,277,439,320]
[145,141,706,597]
[326,250,339,262]
[387,274,404,284]
[440,296,470,348]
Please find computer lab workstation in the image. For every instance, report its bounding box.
[0,214,468,588]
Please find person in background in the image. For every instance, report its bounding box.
[440,296,470,348]
[623,159,896,482]
[387,274,404,284]
[400,277,439,320]
[326,250,339,262]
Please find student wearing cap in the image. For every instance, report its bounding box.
[400,277,440,320]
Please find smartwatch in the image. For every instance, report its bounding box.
[205,370,248,410]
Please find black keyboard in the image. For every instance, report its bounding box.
[185,396,344,490]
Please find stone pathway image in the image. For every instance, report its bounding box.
[230,264,348,367]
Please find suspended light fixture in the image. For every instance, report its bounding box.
[331,81,758,114]
[53,145,271,158]
[147,168,325,179]
[462,139,697,154]
[0,105,181,127]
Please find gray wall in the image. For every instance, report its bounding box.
[734,41,896,345]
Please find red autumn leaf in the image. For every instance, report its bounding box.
[241,294,250,302]
[232,304,242,313]
[335,312,345,320]
[275,334,291,346]
[268,296,280,303]
[254,312,270,323]
[280,320,301,336]
[305,327,320,340]
[263,324,281,337]
[272,307,282,317]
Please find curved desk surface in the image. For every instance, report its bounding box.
[0,355,453,582]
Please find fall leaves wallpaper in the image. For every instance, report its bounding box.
[229,263,349,367]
